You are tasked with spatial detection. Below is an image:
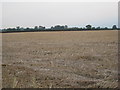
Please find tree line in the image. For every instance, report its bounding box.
[0,24,118,33]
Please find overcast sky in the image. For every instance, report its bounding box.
[2,2,118,28]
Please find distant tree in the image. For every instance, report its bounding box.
[51,25,67,30]
[64,25,68,29]
[20,27,24,31]
[82,27,86,30]
[79,28,82,30]
[51,26,54,30]
[39,26,45,30]
[26,27,30,30]
[86,25,92,29]
[104,27,108,30]
[34,26,39,30]
[16,26,20,30]
[96,27,101,30]
[92,27,95,30]
[112,25,117,30]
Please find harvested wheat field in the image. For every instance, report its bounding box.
[2,30,118,88]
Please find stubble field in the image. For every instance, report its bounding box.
[2,30,118,88]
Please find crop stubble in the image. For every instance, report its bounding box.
[2,30,118,88]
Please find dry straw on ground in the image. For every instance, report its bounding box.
[2,30,118,88]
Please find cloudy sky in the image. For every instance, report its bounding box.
[2,1,118,28]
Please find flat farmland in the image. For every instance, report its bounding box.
[2,30,118,88]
